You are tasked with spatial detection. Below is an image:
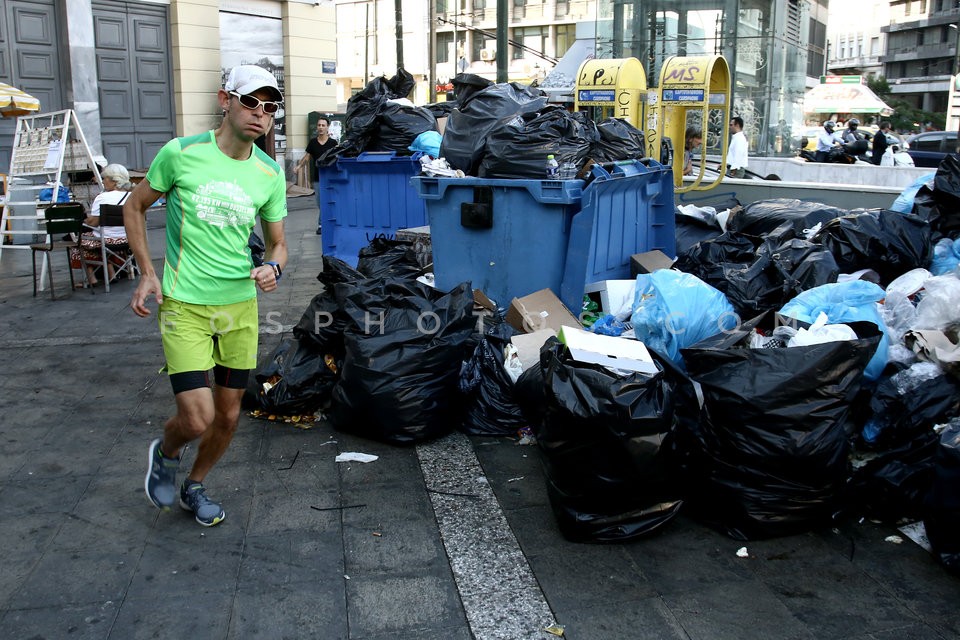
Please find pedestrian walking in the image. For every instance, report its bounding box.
[724,116,748,178]
[871,121,892,166]
[124,65,289,526]
[295,115,337,235]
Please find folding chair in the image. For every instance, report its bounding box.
[30,203,86,298]
[83,196,138,292]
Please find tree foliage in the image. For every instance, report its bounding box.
[868,76,946,132]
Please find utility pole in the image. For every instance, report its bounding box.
[428,0,436,102]
[394,0,404,71]
[496,0,507,83]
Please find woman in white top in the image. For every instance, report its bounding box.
[72,163,134,286]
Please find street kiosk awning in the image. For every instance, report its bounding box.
[803,81,893,116]
[0,82,40,117]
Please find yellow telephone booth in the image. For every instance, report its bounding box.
[573,57,646,129]
[652,55,731,192]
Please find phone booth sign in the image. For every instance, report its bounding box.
[655,55,731,192]
[574,57,646,129]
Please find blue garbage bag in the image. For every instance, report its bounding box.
[779,280,889,380]
[930,237,960,276]
[409,130,442,158]
[39,185,71,203]
[891,173,935,214]
[630,270,738,366]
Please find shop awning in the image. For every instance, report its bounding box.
[0,82,40,117]
[803,82,893,116]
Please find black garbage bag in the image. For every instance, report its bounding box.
[248,231,265,267]
[423,101,457,118]
[254,337,338,415]
[592,117,646,162]
[931,154,960,239]
[336,69,417,158]
[861,361,960,449]
[374,102,437,152]
[478,106,593,179]
[531,338,683,543]
[673,231,759,293]
[727,198,848,237]
[459,323,527,436]
[356,236,422,280]
[679,314,882,540]
[842,431,939,523]
[293,256,364,355]
[439,82,548,175]
[924,419,960,576]
[816,209,932,286]
[722,236,840,317]
[674,211,727,256]
[451,73,494,104]
[329,279,476,444]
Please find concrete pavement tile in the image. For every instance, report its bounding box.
[661,581,816,640]
[0,472,93,516]
[0,556,41,606]
[342,521,447,574]
[552,595,691,640]
[0,601,120,640]
[246,481,341,537]
[229,582,348,640]
[338,445,425,487]
[354,626,473,640]
[125,541,241,600]
[750,549,939,638]
[237,530,344,587]
[863,622,958,640]
[524,544,655,610]
[457,585,558,640]
[339,482,436,529]
[816,520,960,621]
[7,548,140,609]
[345,574,467,638]
[111,591,234,638]
[620,515,756,596]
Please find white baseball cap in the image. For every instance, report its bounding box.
[224,65,282,101]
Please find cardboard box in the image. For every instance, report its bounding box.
[557,325,659,374]
[583,279,636,316]
[630,250,674,277]
[506,289,581,334]
[510,329,557,371]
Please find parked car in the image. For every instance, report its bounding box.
[905,130,959,168]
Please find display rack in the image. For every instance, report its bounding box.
[0,110,102,258]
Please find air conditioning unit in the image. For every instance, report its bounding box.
[480,48,496,61]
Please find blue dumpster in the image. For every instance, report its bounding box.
[318,151,427,265]
[412,159,675,312]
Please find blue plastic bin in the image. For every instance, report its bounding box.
[412,160,674,312]
[560,160,675,313]
[318,151,427,265]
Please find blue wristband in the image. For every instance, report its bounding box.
[265,261,282,281]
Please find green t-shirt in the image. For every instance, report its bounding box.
[146,131,287,305]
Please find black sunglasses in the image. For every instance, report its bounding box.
[229,91,282,114]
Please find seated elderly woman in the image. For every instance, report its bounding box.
[70,163,134,287]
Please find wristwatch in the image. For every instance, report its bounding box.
[265,261,282,281]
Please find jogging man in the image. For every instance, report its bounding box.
[125,65,288,526]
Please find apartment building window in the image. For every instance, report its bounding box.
[473,35,495,61]
[437,32,453,63]
[871,37,879,55]
[513,26,547,60]
[437,0,448,13]
[556,24,575,58]
[807,17,826,76]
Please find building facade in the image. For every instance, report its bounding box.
[0,0,338,177]
[881,0,959,114]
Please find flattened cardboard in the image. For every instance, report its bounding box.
[510,329,557,371]
[506,288,580,334]
[630,250,675,277]
[557,325,659,374]
[583,279,636,316]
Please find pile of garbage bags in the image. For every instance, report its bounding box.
[321,70,647,180]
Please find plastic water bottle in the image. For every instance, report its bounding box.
[559,161,578,180]
[545,154,559,179]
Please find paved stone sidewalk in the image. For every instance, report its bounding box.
[0,195,957,639]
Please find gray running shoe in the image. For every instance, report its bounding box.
[144,438,179,510]
[180,480,226,527]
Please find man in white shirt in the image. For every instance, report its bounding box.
[725,116,748,178]
[815,121,841,163]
